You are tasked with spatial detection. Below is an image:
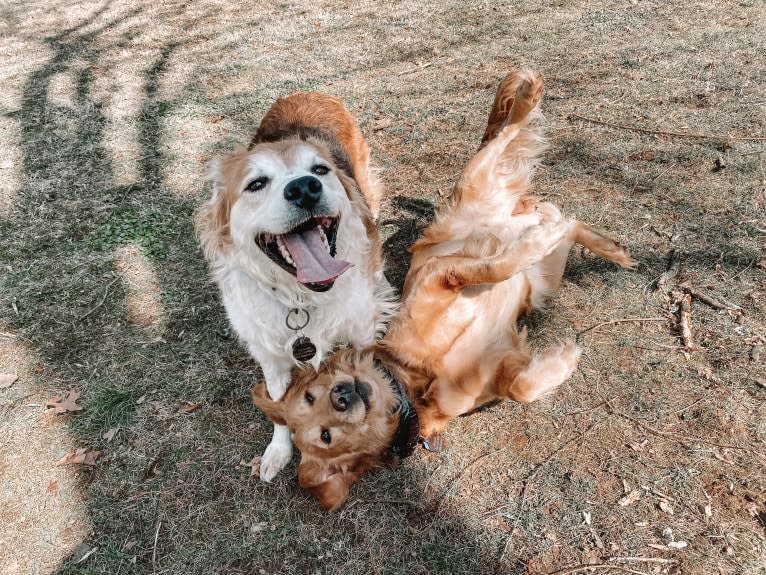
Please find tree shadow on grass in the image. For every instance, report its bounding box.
[2,5,526,575]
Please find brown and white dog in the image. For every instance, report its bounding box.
[253,70,636,507]
[197,93,396,481]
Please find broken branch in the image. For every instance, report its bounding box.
[673,291,696,350]
[568,112,766,142]
[578,317,668,335]
[679,282,741,312]
[657,249,681,292]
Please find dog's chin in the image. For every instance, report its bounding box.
[254,215,344,292]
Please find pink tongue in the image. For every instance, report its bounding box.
[281,226,353,284]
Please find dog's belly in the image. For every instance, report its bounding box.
[438,275,526,378]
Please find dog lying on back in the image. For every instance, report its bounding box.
[197,92,395,481]
[253,69,636,508]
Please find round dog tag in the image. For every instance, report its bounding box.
[292,336,316,362]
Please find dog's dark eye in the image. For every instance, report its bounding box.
[311,164,330,176]
[320,429,331,444]
[305,392,314,405]
[245,177,269,192]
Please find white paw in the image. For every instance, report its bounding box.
[544,342,583,380]
[259,438,293,482]
[518,221,572,267]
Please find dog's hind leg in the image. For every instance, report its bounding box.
[452,70,546,206]
[498,342,582,403]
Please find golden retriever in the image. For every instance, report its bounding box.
[197,92,396,481]
[253,69,636,507]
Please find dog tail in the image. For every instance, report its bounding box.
[450,69,547,206]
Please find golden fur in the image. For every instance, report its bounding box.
[254,70,636,508]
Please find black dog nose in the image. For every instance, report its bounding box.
[284,176,322,211]
[330,382,356,412]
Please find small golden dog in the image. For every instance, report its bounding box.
[253,69,636,509]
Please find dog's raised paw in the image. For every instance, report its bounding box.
[259,439,293,482]
[517,220,572,265]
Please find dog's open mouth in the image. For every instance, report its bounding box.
[256,216,353,292]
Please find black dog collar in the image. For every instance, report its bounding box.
[374,359,420,459]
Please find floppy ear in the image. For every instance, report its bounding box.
[195,157,234,261]
[298,459,359,511]
[251,383,287,426]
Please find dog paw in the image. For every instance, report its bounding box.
[555,342,583,367]
[259,439,293,482]
[517,220,572,266]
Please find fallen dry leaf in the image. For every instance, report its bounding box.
[56,448,100,466]
[45,390,83,414]
[658,499,675,515]
[243,456,261,478]
[713,450,735,465]
[46,481,58,493]
[102,426,120,442]
[372,117,392,131]
[627,150,656,162]
[0,373,18,388]
[618,489,642,507]
[179,401,202,414]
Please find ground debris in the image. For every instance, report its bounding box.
[672,291,696,350]
[657,250,681,292]
[0,373,18,388]
[45,389,84,414]
[56,447,101,466]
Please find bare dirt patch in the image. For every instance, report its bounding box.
[0,1,764,574]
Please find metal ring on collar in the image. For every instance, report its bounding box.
[285,308,310,331]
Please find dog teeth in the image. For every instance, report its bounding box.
[317,225,330,253]
[276,236,294,264]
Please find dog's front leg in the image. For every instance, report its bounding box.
[258,362,294,482]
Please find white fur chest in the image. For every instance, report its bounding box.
[218,263,377,371]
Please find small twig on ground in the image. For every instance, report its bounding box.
[152,520,161,573]
[545,563,651,575]
[614,409,756,453]
[608,557,678,565]
[568,112,766,142]
[578,317,668,336]
[79,266,132,320]
[398,61,433,75]
[657,249,681,292]
[672,291,696,350]
[349,498,416,507]
[679,282,741,312]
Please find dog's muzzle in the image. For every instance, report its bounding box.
[284,175,322,211]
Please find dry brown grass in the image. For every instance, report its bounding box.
[0,1,764,574]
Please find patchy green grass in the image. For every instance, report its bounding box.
[1,1,765,574]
